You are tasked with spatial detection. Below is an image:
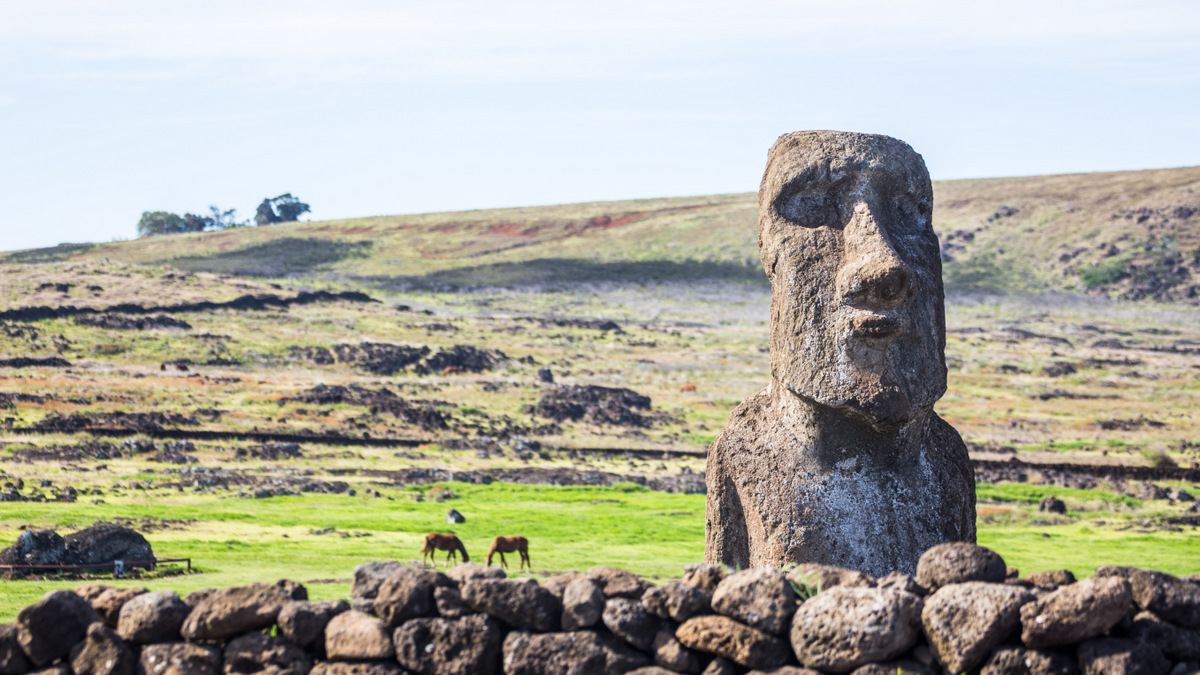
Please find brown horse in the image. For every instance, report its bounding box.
[421,533,469,566]
[486,535,530,571]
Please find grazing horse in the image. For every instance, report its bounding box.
[486,535,530,571]
[422,533,469,566]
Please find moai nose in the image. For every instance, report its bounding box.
[837,205,914,310]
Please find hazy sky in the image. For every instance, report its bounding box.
[2,0,1198,251]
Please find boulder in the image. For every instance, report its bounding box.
[62,523,153,566]
[501,630,649,675]
[180,583,290,641]
[184,588,217,607]
[68,622,135,675]
[979,646,1079,675]
[847,663,934,675]
[1129,611,1200,662]
[446,562,505,584]
[676,615,790,669]
[788,564,876,591]
[324,610,394,661]
[790,586,923,672]
[587,566,648,599]
[0,624,32,675]
[117,590,190,644]
[642,581,713,623]
[651,625,701,674]
[875,572,925,596]
[602,598,662,651]
[275,579,309,601]
[89,587,147,627]
[916,543,1007,591]
[1126,569,1200,628]
[1076,637,1169,675]
[434,586,474,619]
[700,657,738,675]
[393,613,503,675]
[278,599,350,650]
[539,572,585,600]
[139,643,222,675]
[711,568,796,636]
[17,590,101,666]
[681,563,726,593]
[921,581,1034,673]
[0,530,66,572]
[1025,570,1076,587]
[461,579,561,632]
[309,664,405,675]
[1020,576,1133,648]
[373,567,448,626]
[351,561,404,599]
[561,577,604,630]
[224,632,311,675]
[1039,496,1067,514]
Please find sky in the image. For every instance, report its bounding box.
[1,0,1198,251]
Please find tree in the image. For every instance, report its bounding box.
[255,193,311,226]
[137,211,188,237]
[181,213,213,232]
[208,206,242,230]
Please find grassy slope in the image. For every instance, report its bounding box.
[8,166,1200,296]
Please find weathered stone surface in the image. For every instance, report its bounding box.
[1020,576,1132,648]
[626,668,677,675]
[351,561,404,599]
[17,590,100,666]
[184,588,217,607]
[642,581,712,623]
[916,542,1007,590]
[278,599,350,650]
[921,581,1034,673]
[139,643,222,675]
[502,630,649,674]
[223,632,311,675]
[561,578,604,630]
[63,523,154,567]
[980,646,1079,675]
[324,610,394,661]
[434,586,474,619]
[462,579,561,632]
[0,530,66,569]
[275,579,309,602]
[676,615,790,669]
[539,572,584,600]
[746,668,824,675]
[181,583,289,641]
[1077,637,1169,675]
[1129,611,1200,662]
[847,663,934,675]
[711,568,795,636]
[875,571,925,596]
[681,563,726,593]
[446,562,505,584]
[117,590,189,644]
[309,664,404,675]
[705,130,975,576]
[89,587,147,628]
[701,657,738,675]
[1125,569,1200,628]
[790,586,923,672]
[394,613,502,675]
[587,566,647,599]
[373,567,448,626]
[0,624,32,675]
[790,563,875,591]
[68,622,135,675]
[1026,570,1076,587]
[602,598,662,651]
[651,626,701,674]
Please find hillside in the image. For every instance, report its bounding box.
[6,165,1200,300]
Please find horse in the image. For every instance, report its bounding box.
[421,533,469,567]
[486,535,530,571]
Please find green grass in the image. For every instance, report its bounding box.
[977,483,1142,509]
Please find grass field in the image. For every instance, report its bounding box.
[2,167,1199,621]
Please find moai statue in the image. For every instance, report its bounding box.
[705,131,975,576]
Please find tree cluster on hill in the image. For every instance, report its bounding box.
[137,194,310,238]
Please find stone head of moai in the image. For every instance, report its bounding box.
[705,131,975,576]
[759,131,945,430]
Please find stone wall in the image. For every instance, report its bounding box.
[1,543,1198,674]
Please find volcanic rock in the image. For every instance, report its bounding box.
[17,590,101,667]
[921,581,1035,673]
[711,568,796,636]
[790,586,923,672]
[393,613,503,675]
[116,591,190,644]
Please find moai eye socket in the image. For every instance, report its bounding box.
[775,187,836,228]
